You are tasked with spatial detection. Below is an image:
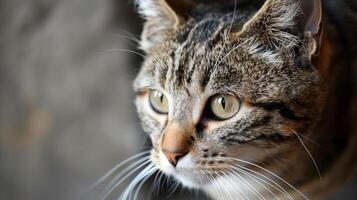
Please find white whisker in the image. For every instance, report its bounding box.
[78,151,150,196]
[213,0,238,68]
[295,133,321,148]
[228,164,284,200]
[214,42,244,70]
[111,32,141,44]
[227,168,265,200]
[201,170,221,199]
[106,48,146,58]
[229,162,293,200]
[104,156,150,193]
[119,163,157,200]
[111,34,141,49]
[292,130,322,179]
[133,167,159,200]
[152,170,163,196]
[227,157,309,200]
[102,159,151,200]
[225,171,249,200]
[167,178,181,197]
[215,171,236,200]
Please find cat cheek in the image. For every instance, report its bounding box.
[176,153,196,169]
[149,133,157,143]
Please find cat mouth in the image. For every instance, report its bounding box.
[154,151,215,188]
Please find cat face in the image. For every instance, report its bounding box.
[134,0,324,195]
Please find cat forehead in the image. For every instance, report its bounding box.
[137,39,289,96]
[135,10,304,97]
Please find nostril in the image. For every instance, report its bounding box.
[172,152,186,164]
[163,150,189,167]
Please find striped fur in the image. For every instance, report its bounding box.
[133,0,356,199]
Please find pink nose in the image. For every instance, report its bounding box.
[163,150,189,167]
[161,122,194,167]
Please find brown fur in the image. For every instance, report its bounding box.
[134,0,357,199]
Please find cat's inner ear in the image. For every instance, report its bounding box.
[137,0,192,52]
[298,0,322,58]
[233,0,322,59]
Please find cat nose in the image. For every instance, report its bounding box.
[161,122,194,167]
[163,150,189,167]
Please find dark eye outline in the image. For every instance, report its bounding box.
[204,94,242,121]
[149,90,169,115]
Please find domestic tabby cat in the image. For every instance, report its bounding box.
[129,0,357,199]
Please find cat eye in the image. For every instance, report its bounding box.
[149,90,169,114]
[210,95,240,120]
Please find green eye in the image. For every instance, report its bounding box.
[149,90,169,114]
[210,95,240,120]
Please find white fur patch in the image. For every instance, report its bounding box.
[135,0,162,18]
[203,173,263,200]
[159,152,202,188]
[243,38,284,65]
[159,151,176,174]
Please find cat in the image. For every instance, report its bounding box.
[128,0,357,199]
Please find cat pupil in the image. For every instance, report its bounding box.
[159,94,163,103]
[220,97,226,110]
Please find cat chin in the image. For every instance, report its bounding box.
[173,172,202,189]
[202,173,263,200]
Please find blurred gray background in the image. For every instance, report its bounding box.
[0,0,355,200]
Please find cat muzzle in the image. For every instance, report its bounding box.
[161,122,194,167]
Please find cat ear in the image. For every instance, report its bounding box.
[236,0,322,59]
[136,0,192,52]
[298,0,323,58]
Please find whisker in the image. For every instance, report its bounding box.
[111,32,141,44]
[215,162,252,200]
[232,164,294,200]
[214,42,245,69]
[295,133,321,148]
[164,174,171,188]
[157,171,165,196]
[104,156,150,193]
[152,170,163,196]
[106,48,146,58]
[292,131,322,180]
[203,170,224,199]
[228,164,283,200]
[231,164,293,199]
[167,178,181,197]
[121,31,141,42]
[78,151,150,196]
[132,166,159,200]
[102,159,151,200]
[119,163,157,200]
[111,34,141,49]
[215,171,236,200]
[237,168,281,200]
[225,171,249,200]
[227,168,265,200]
[123,40,141,50]
[227,157,309,200]
[213,0,238,68]
[106,38,170,76]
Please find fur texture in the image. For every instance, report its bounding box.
[134,0,357,199]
